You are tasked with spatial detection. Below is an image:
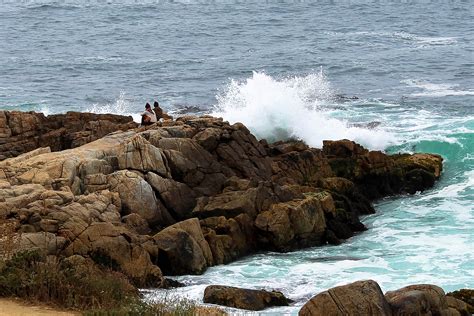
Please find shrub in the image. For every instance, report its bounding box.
[0,250,226,315]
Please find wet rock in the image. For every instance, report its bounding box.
[203,285,290,311]
[385,284,449,316]
[255,196,326,251]
[447,289,474,314]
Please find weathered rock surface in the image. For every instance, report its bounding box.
[299,280,469,316]
[0,111,137,160]
[447,289,474,314]
[203,285,290,311]
[0,112,443,287]
[299,280,392,316]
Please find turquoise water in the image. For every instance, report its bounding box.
[1,1,473,314]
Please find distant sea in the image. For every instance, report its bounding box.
[1,1,473,314]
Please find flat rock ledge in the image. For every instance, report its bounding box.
[0,112,443,288]
[299,280,472,316]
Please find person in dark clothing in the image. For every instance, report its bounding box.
[153,101,173,121]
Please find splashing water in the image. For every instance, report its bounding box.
[213,72,395,150]
[86,91,142,122]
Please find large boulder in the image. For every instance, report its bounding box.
[108,170,175,227]
[385,284,451,316]
[255,196,326,251]
[117,134,170,177]
[200,214,255,264]
[299,280,392,316]
[203,285,290,311]
[447,289,474,314]
[146,172,196,220]
[152,218,212,275]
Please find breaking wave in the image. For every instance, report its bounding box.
[213,71,395,150]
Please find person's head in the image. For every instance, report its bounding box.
[153,101,159,108]
[145,103,151,109]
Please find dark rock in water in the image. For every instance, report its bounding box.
[335,94,360,102]
[447,289,474,314]
[299,280,392,316]
[350,121,382,129]
[161,278,185,289]
[300,281,469,316]
[203,285,290,311]
[385,284,451,316]
[306,255,363,262]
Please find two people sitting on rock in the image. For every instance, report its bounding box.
[141,101,173,126]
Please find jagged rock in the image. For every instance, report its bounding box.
[122,213,151,235]
[108,170,175,227]
[0,112,444,288]
[447,289,474,314]
[146,172,196,220]
[200,214,255,264]
[299,280,392,316]
[152,218,212,275]
[203,285,290,311]
[446,296,471,316]
[255,196,326,251]
[117,134,170,177]
[385,284,450,316]
[271,147,333,186]
[0,111,137,160]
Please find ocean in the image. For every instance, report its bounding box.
[1,1,473,314]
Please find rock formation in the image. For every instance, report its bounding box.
[0,111,137,160]
[0,112,443,288]
[299,280,472,316]
[203,285,290,311]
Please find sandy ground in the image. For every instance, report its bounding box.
[0,298,79,316]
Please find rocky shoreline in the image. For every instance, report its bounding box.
[1,110,467,315]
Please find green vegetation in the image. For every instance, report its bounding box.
[0,250,225,315]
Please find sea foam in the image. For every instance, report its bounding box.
[213,71,395,150]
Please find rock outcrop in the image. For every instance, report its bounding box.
[0,112,443,287]
[0,111,137,160]
[299,280,392,316]
[203,285,290,311]
[300,280,471,316]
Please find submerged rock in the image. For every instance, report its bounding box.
[203,285,290,311]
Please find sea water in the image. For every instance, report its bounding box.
[1,1,472,314]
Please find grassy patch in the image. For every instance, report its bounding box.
[0,250,226,315]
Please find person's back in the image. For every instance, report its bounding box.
[153,101,164,120]
[153,101,173,121]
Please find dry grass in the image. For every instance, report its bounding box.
[0,217,21,260]
[0,250,227,316]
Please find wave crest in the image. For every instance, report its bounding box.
[213,71,394,150]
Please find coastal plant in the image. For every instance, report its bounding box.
[0,217,21,260]
[0,250,226,315]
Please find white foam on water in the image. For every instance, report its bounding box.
[86,91,142,122]
[213,71,395,150]
[402,79,474,97]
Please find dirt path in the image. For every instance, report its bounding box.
[0,298,79,316]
